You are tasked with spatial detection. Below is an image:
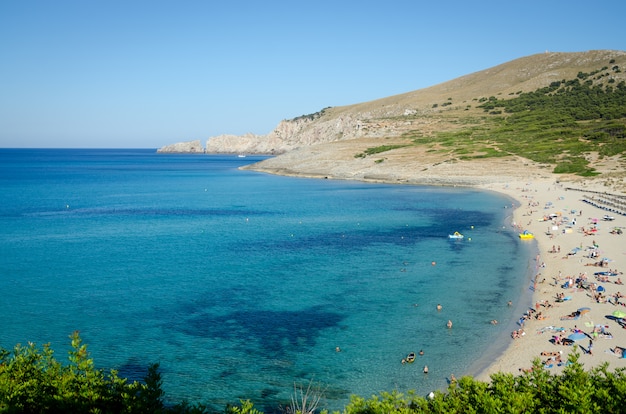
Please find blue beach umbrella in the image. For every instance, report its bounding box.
[568,332,587,341]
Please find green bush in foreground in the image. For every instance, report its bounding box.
[2,333,626,413]
[336,352,626,414]
[0,331,206,413]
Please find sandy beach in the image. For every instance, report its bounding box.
[475,178,626,380]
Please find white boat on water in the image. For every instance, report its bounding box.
[448,231,464,239]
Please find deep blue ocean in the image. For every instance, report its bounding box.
[0,149,537,411]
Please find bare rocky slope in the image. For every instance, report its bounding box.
[158,50,626,188]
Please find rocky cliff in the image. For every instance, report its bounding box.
[156,140,204,153]
[159,105,412,154]
[202,110,370,154]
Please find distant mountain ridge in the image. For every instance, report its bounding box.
[157,50,626,157]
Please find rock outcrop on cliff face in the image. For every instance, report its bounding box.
[204,132,283,154]
[157,140,204,153]
[203,113,367,155]
[201,104,407,155]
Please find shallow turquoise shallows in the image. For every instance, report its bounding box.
[0,149,536,411]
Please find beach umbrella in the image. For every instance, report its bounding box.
[613,310,626,319]
[568,332,587,341]
[597,286,605,293]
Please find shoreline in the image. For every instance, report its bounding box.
[473,179,626,380]
[244,159,626,383]
[464,190,540,381]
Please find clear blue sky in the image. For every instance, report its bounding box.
[1,1,625,148]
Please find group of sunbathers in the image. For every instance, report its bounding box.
[558,273,590,289]
[555,292,568,302]
[511,329,526,339]
[519,350,567,373]
[552,334,575,346]
[591,325,613,339]
[518,307,544,327]
[540,351,562,356]
[541,350,564,366]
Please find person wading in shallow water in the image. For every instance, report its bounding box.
[447,320,453,329]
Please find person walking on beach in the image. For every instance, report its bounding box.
[588,340,593,355]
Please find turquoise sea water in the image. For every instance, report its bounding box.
[0,149,537,411]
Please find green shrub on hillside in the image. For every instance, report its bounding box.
[355,144,409,158]
[412,64,626,175]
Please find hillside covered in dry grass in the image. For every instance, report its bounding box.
[241,50,626,190]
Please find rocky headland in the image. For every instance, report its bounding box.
[156,140,204,153]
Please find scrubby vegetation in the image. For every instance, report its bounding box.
[354,144,409,158]
[291,107,333,122]
[2,334,626,413]
[368,62,626,176]
[473,70,626,175]
[339,353,626,413]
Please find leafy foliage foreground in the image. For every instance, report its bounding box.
[0,331,201,414]
[342,353,626,414]
[2,333,626,413]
